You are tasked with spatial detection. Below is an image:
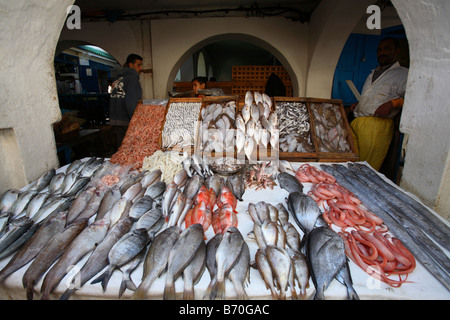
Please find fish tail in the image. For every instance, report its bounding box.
[183,286,195,300]
[131,274,156,300]
[119,276,137,298]
[163,276,176,300]
[210,279,226,300]
[25,286,34,300]
[91,268,112,292]
[202,278,215,300]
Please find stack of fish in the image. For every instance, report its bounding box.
[285,181,359,300]
[276,101,315,153]
[310,103,351,153]
[199,100,237,154]
[161,102,202,149]
[247,201,308,300]
[236,91,279,161]
[204,227,250,300]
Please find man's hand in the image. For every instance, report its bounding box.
[374,101,394,117]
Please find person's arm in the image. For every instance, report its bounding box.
[124,77,142,119]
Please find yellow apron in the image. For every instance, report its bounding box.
[350,117,394,171]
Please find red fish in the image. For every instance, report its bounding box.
[195,185,216,211]
[217,186,237,213]
[212,203,238,234]
[185,202,211,234]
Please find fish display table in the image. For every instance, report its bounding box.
[0,161,449,300]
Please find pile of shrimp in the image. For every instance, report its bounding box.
[295,164,416,287]
[110,103,166,170]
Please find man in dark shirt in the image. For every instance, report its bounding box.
[109,54,143,150]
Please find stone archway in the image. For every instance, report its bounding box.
[165,33,300,98]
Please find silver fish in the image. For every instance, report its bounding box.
[133,226,182,299]
[0,189,20,215]
[183,175,204,200]
[144,181,166,201]
[96,185,121,221]
[0,216,33,254]
[90,228,149,293]
[10,189,38,218]
[236,128,245,154]
[65,159,83,174]
[128,195,153,221]
[245,91,253,107]
[284,222,302,254]
[182,241,206,300]
[48,172,66,195]
[162,182,179,219]
[40,218,110,300]
[22,219,87,300]
[141,169,162,188]
[0,211,67,283]
[118,247,147,298]
[227,241,250,300]
[122,182,142,202]
[59,217,134,300]
[207,227,245,300]
[173,169,188,188]
[254,248,278,299]
[177,198,193,229]
[31,197,72,223]
[167,192,187,228]
[134,208,163,234]
[63,177,90,197]
[265,245,294,300]
[79,157,104,178]
[60,172,78,196]
[205,175,224,198]
[292,251,309,299]
[244,136,255,161]
[205,233,222,281]
[163,224,204,300]
[32,168,56,192]
[71,187,106,224]
[278,172,303,194]
[241,104,251,124]
[104,197,129,227]
[275,203,289,226]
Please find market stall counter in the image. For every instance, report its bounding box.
[0,158,448,300]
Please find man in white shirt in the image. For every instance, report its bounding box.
[350,37,408,170]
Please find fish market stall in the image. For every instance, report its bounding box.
[0,156,449,300]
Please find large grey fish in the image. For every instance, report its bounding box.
[0,216,34,255]
[183,175,204,200]
[265,245,295,300]
[227,241,250,300]
[287,192,321,245]
[70,187,106,224]
[277,172,304,194]
[91,228,149,292]
[59,217,134,300]
[254,248,278,299]
[141,169,162,188]
[128,195,153,221]
[66,186,95,224]
[207,227,245,300]
[144,181,166,201]
[96,185,121,221]
[163,224,205,300]
[40,218,110,300]
[118,247,147,298]
[205,233,222,281]
[205,175,224,197]
[306,226,358,300]
[0,211,67,282]
[226,174,245,201]
[182,240,206,300]
[22,219,87,300]
[132,226,182,299]
[167,192,187,228]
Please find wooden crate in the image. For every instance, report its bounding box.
[231,66,293,98]
[158,97,203,154]
[274,97,319,162]
[307,98,358,162]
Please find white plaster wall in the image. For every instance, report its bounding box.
[393,0,450,219]
[150,17,309,99]
[0,0,74,193]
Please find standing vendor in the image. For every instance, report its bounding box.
[109,54,143,150]
[350,37,408,171]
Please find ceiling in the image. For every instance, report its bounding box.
[74,0,323,23]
